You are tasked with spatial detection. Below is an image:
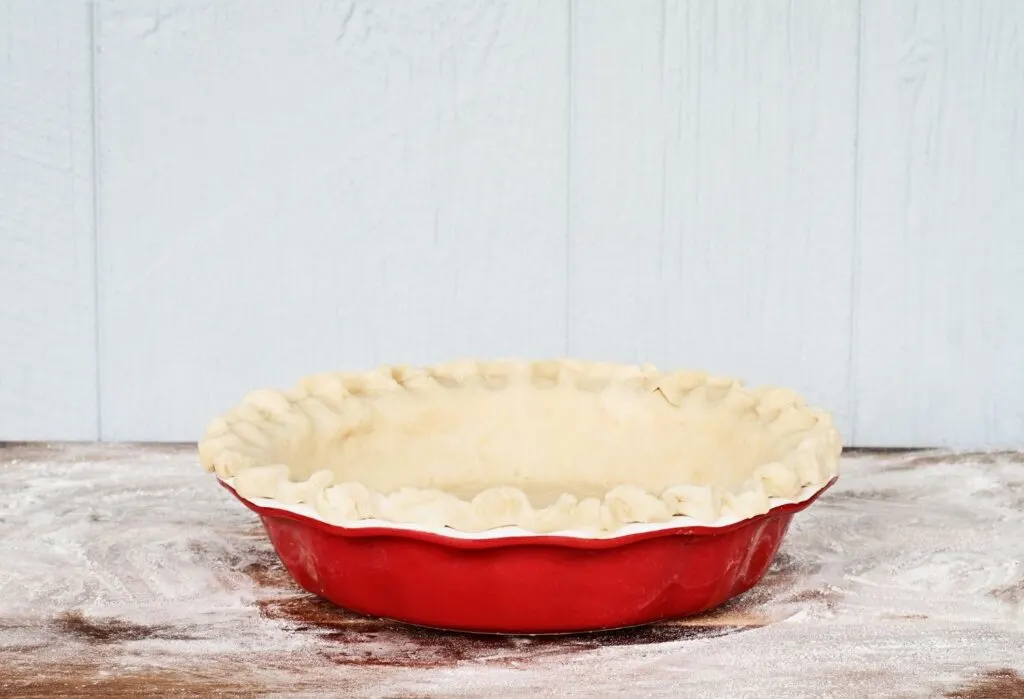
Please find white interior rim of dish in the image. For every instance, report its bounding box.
[219,477,833,540]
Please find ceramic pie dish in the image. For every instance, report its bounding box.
[200,359,841,633]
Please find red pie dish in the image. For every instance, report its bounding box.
[199,360,842,633]
[222,477,836,633]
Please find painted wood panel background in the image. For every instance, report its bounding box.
[92,0,569,441]
[0,0,1021,447]
[568,0,858,432]
[854,0,1024,447]
[0,0,98,440]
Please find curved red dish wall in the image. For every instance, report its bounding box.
[224,478,836,634]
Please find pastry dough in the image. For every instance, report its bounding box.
[199,360,841,533]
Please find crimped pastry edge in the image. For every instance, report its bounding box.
[218,478,835,540]
[198,359,842,533]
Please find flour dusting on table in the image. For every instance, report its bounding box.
[0,444,1022,697]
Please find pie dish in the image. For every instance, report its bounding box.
[199,359,841,632]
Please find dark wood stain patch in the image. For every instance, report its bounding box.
[241,547,300,591]
[826,488,905,504]
[724,550,842,614]
[778,587,841,612]
[52,611,198,644]
[257,593,753,669]
[842,447,926,455]
[990,578,1024,605]
[944,668,1024,699]
[880,613,930,621]
[884,450,1024,471]
[0,443,197,473]
[0,661,263,698]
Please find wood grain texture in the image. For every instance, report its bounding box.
[855,0,1024,447]
[1,444,1022,697]
[0,1,98,440]
[567,0,859,435]
[4,0,1024,446]
[93,0,570,441]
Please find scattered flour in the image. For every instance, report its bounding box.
[0,444,1021,697]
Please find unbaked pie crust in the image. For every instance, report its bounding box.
[199,360,841,534]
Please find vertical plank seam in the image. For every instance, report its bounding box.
[847,0,865,446]
[564,0,574,357]
[659,0,668,298]
[88,0,103,441]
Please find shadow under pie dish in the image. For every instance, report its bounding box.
[199,360,841,633]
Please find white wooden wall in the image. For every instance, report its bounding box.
[1,0,1022,447]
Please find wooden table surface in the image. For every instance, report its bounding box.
[0,444,1022,698]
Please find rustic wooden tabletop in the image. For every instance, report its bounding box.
[0,444,1021,698]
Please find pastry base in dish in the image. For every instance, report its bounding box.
[199,360,841,535]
